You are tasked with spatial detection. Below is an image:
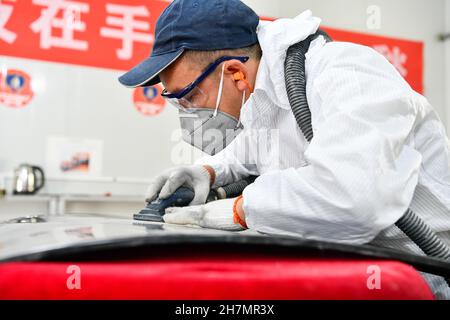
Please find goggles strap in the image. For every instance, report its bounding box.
[236,90,246,129]
[213,63,226,117]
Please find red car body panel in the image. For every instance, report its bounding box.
[0,255,434,300]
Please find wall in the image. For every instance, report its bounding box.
[0,56,203,183]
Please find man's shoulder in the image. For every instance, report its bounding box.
[306,39,403,85]
[309,40,386,69]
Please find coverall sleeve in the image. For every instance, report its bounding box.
[243,43,423,244]
[195,127,259,188]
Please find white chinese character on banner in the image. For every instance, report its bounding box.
[373,44,408,77]
[0,3,17,44]
[30,0,89,50]
[100,4,154,60]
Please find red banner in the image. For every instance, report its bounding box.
[0,0,168,71]
[0,1,423,93]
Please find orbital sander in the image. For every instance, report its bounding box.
[134,176,256,222]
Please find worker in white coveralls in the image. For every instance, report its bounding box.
[119,0,450,298]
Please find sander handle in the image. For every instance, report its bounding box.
[134,176,257,221]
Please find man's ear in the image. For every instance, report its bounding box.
[224,60,249,92]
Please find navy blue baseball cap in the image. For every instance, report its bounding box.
[118,0,259,88]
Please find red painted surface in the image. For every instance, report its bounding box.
[0,256,434,300]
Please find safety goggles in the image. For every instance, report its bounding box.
[161,55,249,113]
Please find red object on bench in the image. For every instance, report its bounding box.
[0,255,434,300]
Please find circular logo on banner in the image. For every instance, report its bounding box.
[133,84,166,116]
[0,69,34,108]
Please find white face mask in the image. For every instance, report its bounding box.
[178,64,247,155]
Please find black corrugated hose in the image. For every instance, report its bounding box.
[284,29,450,286]
[217,176,256,199]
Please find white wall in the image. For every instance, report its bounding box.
[0,56,202,182]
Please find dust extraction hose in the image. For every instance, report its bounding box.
[284,29,450,286]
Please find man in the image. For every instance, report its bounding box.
[120,0,450,298]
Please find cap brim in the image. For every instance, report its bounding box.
[118,49,184,88]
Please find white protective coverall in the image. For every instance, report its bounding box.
[195,11,450,298]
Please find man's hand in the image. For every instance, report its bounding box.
[145,165,214,205]
[163,197,246,231]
